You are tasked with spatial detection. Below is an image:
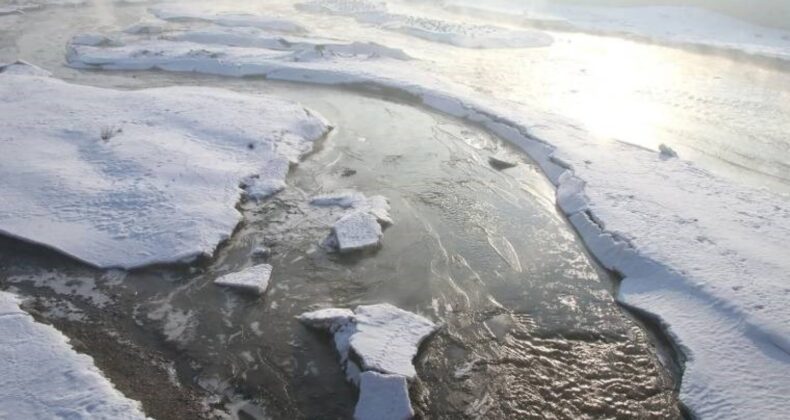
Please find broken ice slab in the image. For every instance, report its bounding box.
[333,211,383,253]
[354,371,414,420]
[214,264,272,295]
[488,155,518,170]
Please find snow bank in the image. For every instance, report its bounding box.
[440,0,790,61]
[0,62,329,269]
[150,5,306,34]
[299,304,435,419]
[64,20,790,418]
[214,264,273,295]
[296,0,553,49]
[0,291,146,419]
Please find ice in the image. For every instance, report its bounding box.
[150,5,306,34]
[71,33,122,47]
[300,304,435,417]
[0,59,51,76]
[214,264,273,295]
[310,191,367,208]
[298,307,355,332]
[0,62,329,269]
[63,15,790,418]
[296,0,553,49]
[333,211,382,253]
[0,291,146,418]
[439,0,790,61]
[354,372,414,420]
[350,303,438,379]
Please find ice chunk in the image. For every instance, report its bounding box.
[354,372,414,420]
[488,155,518,170]
[350,303,437,379]
[333,211,383,253]
[214,264,273,295]
[658,144,678,159]
[298,308,355,332]
[300,303,438,380]
[310,191,367,208]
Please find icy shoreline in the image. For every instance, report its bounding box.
[0,290,146,418]
[64,14,790,416]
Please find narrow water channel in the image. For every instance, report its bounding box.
[0,79,680,418]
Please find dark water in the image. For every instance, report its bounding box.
[0,80,680,418]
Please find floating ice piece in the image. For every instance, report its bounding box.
[298,307,355,331]
[250,246,272,259]
[299,303,438,380]
[333,211,383,253]
[0,63,328,269]
[311,191,367,208]
[354,372,414,420]
[214,264,273,295]
[150,5,305,33]
[350,303,437,378]
[0,291,146,418]
[488,155,518,170]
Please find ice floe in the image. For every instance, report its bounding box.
[296,0,553,49]
[0,62,329,269]
[214,264,273,295]
[0,291,146,418]
[299,303,436,418]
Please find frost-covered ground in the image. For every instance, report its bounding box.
[1,0,789,418]
[0,290,146,418]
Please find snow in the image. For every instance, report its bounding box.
[332,211,382,253]
[439,0,790,61]
[0,62,329,269]
[61,10,790,418]
[0,290,147,419]
[150,5,306,34]
[296,0,553,49]
[214,264,273,295]
[354,372,414,420]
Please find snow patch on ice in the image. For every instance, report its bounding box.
[0,62,329,269]
[214,264,273,295]
[0,291,146,418]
